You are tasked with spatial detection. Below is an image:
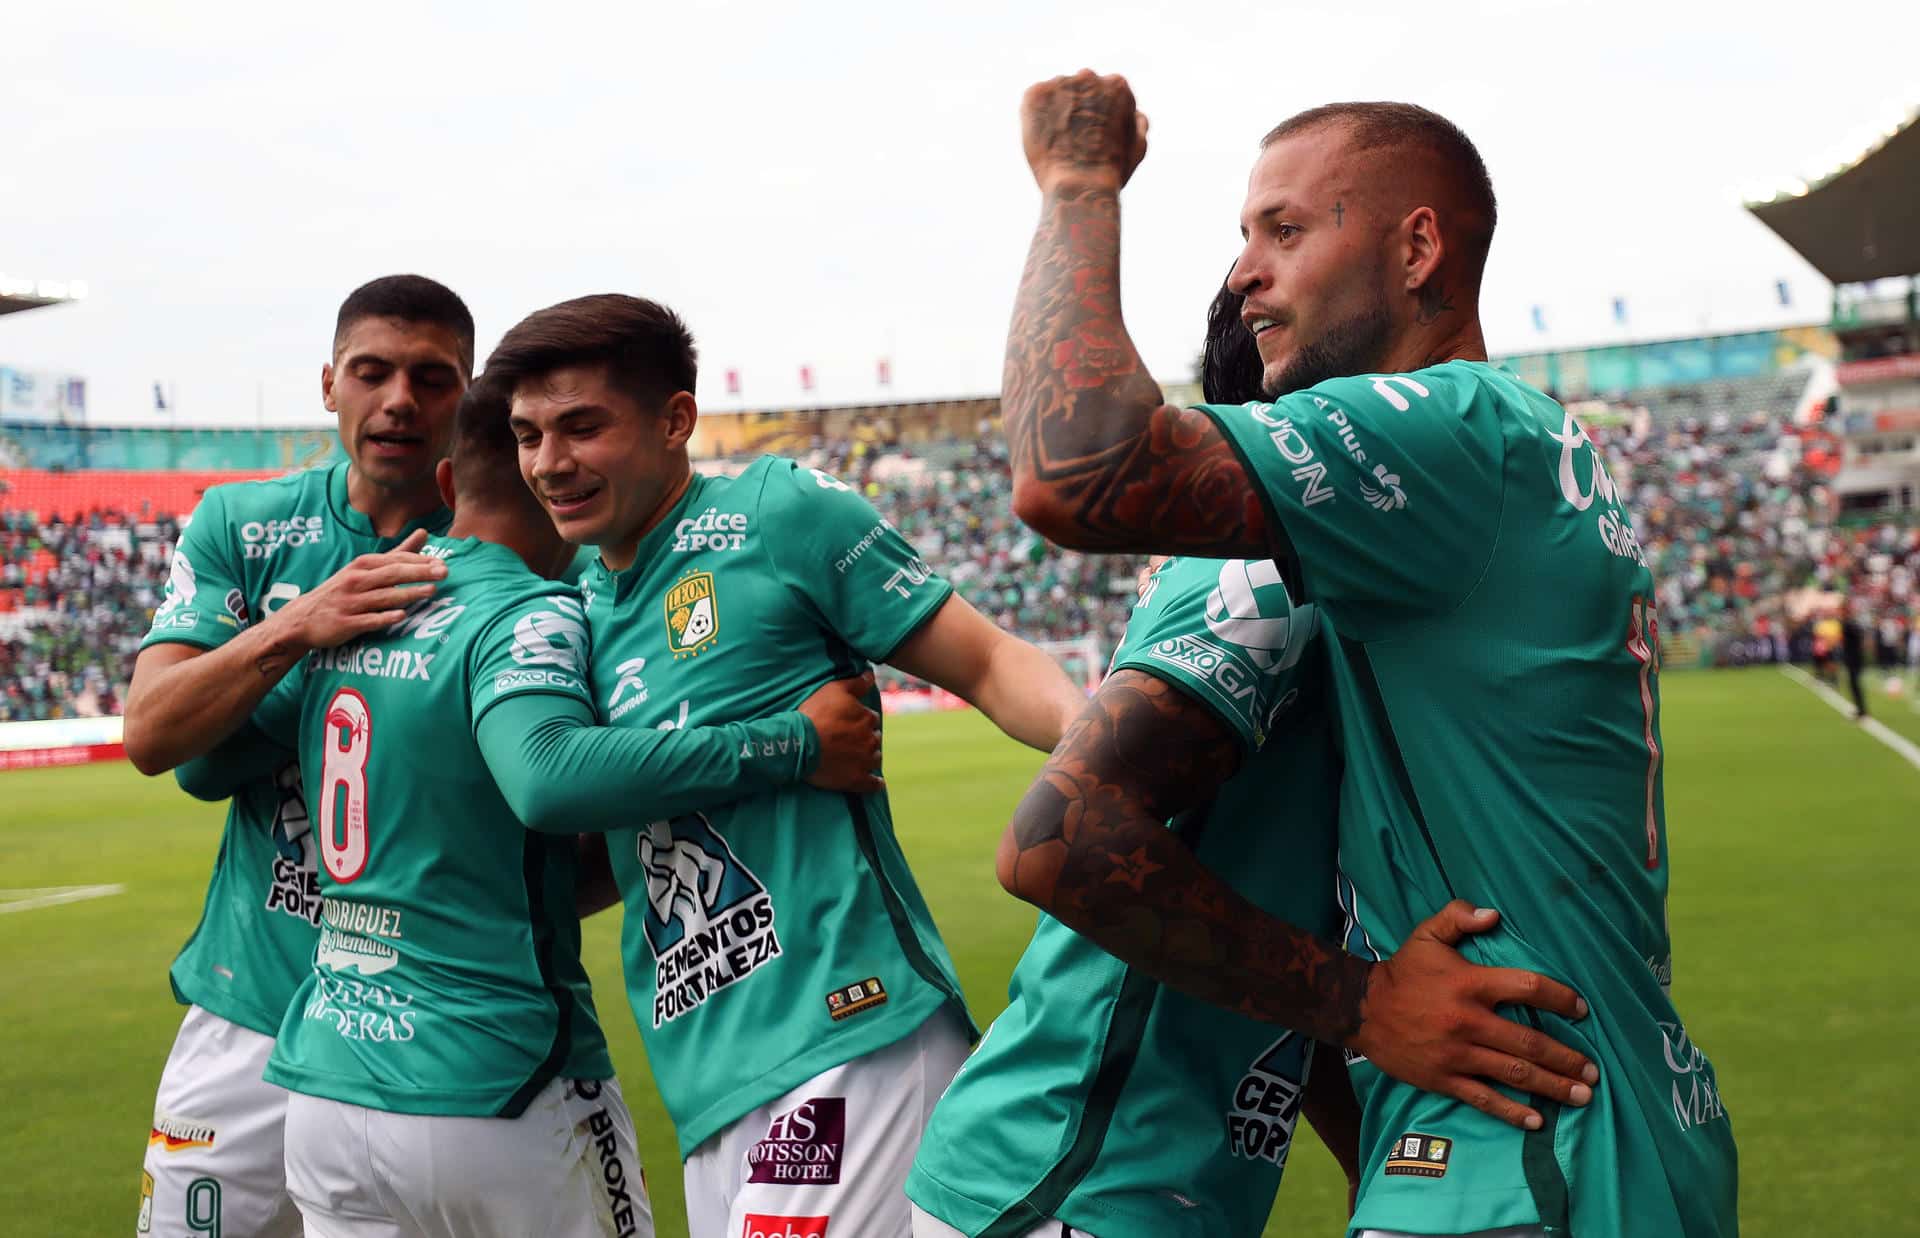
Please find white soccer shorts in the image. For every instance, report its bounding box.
[910,1204,1094,1238]
[685,1011,970,1238]
[282,1075,653,1238]
[139,1003,302,1238]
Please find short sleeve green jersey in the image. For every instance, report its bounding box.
[907,556,1341,1238]
[258,537,615,1116]
[580,456,973,1158]
[1200,362,1736,1237]
[139,461,450,1036]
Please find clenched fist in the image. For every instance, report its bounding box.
[1021,69,1149,194]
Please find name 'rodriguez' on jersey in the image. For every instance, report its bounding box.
[580,455,975,1159]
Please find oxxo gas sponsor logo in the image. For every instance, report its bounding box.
[742,1216,829,1238]
[1228,1033,1305,1167]
[240,515,325,560]
[748,1097,845,1185]
[673,506,749,552]
[1146,633,1267,739]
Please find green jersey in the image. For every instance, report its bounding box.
[140,462,450,1036]
[908,556,1340,1238]
[581,456,973,1158]
[1200,361,1737,1237]
[257,538,614,1116]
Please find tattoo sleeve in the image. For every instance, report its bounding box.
[1000,669,1369,1044]
[1002,186,1273,557]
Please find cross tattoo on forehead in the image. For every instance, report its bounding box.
[1333,201,1345,227]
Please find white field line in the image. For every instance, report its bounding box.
[1779,666,1920,775]
[0,884,127,915]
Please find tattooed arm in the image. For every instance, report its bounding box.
[997,668,1367,1039]
[1004,73,1272,558]
[998,667,1606,1130]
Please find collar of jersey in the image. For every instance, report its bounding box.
[327,460,454,543]
[596,472,711,603]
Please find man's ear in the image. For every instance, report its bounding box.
[1401,205,1446,309]
[321,363,338,412]
[662,391,699,451]
[435,457,456,512]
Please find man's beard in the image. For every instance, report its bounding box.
[1260,299,1393,399]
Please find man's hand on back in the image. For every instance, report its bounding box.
[264,528,447,667]
[798,671,883,795]
[1348,901,1599,1132]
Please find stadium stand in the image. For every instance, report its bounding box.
[0,429,1143,721]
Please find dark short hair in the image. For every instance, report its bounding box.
[333,275,477,375]
[1264,102,1497,267]
[484,294,697,412]
[1202,266,1264,405]
[449,372,538,509]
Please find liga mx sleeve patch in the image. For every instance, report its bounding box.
[825,976,887,1021]
[1383,1131,1452,1178]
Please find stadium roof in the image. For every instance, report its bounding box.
[1746,108,1920,285]
[0,274,87,317]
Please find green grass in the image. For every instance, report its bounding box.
[2,667,1916,1236]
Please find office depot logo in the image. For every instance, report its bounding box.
[741,1215,829,1238]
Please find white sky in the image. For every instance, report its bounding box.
[3,0,1915,426]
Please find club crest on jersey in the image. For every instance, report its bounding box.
[664,570,720,659]
[638,814,781,1025]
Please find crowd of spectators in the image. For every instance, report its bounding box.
[1593,406,1917,668]
[4,404,1915,722]
[1,509,178,721]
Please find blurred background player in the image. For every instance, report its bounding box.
[1841,595,1871,718]
[175,378,895,1238]
[1000,74,1737,1236]
[123,275,468,1238]
[488,293,1089,1238]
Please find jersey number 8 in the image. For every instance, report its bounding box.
[319,688,373,883]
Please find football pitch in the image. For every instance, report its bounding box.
[3,667,1915,1236]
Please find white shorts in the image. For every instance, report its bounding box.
[139,1003,301,1238]
[283,1075,653,1238]
[910,1204,1093,1238]
[686,1012,970,1238]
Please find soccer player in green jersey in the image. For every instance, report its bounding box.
[994,73,1738,1237]
[182,376,892,1237]
[124,276,472,1238]
[486,294,1091,1238]
[909,550,1354,1238]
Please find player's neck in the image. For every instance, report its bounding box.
[1384,316,1488,375]
[446,508,573,580]
[599,465,695,574]
[346,467,446,537]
